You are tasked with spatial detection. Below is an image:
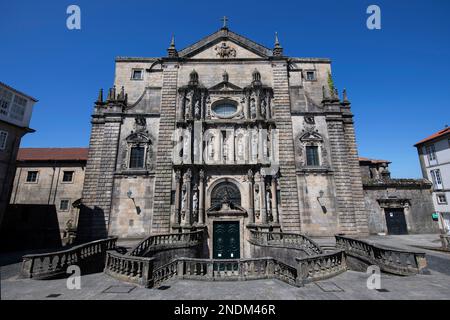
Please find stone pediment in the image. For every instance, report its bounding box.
[178,28,272,59]
[208,81,242,92]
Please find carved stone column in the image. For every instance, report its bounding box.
[256,91,262,120]
[271,175,279,224]
[198,169,205,225]
[257,172,267,224]
[247,169,255,224]
[181,169,192,226]
[172,170,181,225]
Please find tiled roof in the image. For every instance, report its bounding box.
[358,157,390,164]
[17,148,89,162]
[414,127,450,146]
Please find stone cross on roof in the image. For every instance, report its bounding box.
[221,16,228,29]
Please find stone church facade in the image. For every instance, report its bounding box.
[77,25,369,256]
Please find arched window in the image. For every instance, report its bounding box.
[211,181,241,207]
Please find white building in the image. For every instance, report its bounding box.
[0,82,37,227]
[415,127,450,234]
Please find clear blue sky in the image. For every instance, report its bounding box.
[1,0,449,178]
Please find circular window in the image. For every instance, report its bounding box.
[212,102,237,117]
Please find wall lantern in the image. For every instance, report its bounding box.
[127,189,141,215]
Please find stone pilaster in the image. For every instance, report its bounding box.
[78,107,122,241]
[271,61,301,232]
[151,62,179,234]
[325,116,357,233]
[343,114,369,235]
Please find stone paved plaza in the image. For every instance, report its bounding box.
[1,234,449,300]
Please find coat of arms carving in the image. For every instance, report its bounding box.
[215,42,236,58]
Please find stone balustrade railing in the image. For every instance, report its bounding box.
[153,257,298,287]
[129,230,204,256]
[248,230,323,255]
[104,250,155,287]
[440,235,450,250]
[21,237,117,279]
[335,235,427,275]
[105,249,347,288]
[296,249,347,285]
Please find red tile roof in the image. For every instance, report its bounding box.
[358,157,390,164]
[17,148,89,162]
[414,127,450,146]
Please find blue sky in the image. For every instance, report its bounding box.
[1,0,449,178]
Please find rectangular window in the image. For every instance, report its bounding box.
[62,171,74,182]
[9,95,27,121]
[0,88,13,117]
[306,146,320,166]
[426,145,436,161]
[306,71,316,81]
[437,194,447,204]
[129,146,145,168]
[26,171,38,183]
[131,69,143,80]
[431,169,443,189]
[0,130,8,150]
[59,200,70,211]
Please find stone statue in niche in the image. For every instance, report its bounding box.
[251,132,258,161]
[194,100,201,119]
[250,99,256,119]
[181,188,187,211]
[266,189,272,214]
[185,92,193,119]
[254,185,260,212]
[208,135,215,159]
[192,187,198,218]
[261,99,267,117]
[237,136,244,159]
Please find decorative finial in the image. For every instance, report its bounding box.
[167,34,178,58]
[252,68,262,85]
[96,88,103,105]
[189,69,199,86]
[342,88,350,105]
[221,16,228,29]
[273,32,283,56]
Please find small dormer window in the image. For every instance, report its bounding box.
[306,71,316,81]
[131,69,143,80]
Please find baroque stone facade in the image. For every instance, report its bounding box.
[78,25,369,255]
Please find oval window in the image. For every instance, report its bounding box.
[213,103,237,117]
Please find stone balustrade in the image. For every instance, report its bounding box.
[440,235,450,250]
[153,257,298,287]
[248,230,323,255]
[335,235,427,275]
[129,230,204,256]
[21,237,117,279]
[104,251,155,287]
[296,250,347,285]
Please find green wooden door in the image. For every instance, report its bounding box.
[213,221,240,259]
